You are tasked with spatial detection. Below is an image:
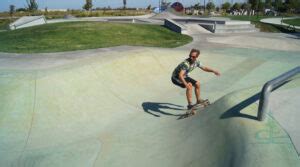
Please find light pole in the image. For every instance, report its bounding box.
[159,0,161,12]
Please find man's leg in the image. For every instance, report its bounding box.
[186,83,193,106]
[171,77,193,107]
[195,81,201,103]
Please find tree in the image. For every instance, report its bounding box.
[146,4,152,10]
[206,2,216,12]
[123,0,127,9]
[16,8,27,12]
[83,0,93,11]
[285,0,300,13]
[194,3,201,10]
[232,3,241,11]
[241,3,252,15]
[241,2,248,10]
[9,5,15,17]
[249,0,258,10]
[222,2,231,11]
[273,0,283,11]
[265,0,272,9]
[258,1,265,12]
[26,0,38,11]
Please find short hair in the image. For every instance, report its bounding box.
[189,49,200,57]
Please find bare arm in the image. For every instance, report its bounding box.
[200,66,220,76]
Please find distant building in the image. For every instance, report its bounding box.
[185,7,204,15]
[171,2,184,12]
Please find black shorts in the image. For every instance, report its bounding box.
[171,76,197,88]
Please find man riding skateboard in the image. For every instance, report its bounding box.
[171,49,221,111]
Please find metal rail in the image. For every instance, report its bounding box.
[257,66,300,121]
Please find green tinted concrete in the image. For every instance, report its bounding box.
[0,47,299,166]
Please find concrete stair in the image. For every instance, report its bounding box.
[215,24,259,33]
[184,24,212,35]
[199,21,259,33]
[160,15,259,34]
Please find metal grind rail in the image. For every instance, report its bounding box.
[258,66,300,121]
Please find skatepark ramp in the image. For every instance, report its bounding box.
[164,19,187,34]
[0,47,299,167]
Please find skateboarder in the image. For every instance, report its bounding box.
[171,49,220,110]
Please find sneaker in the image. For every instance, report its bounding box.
[187,104,194,110]
[196,99,209,105]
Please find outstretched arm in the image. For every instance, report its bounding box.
[200,66,220,76]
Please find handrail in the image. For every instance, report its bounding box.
[257,66,300,121]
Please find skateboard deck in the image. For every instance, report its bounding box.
[178,100,210,119]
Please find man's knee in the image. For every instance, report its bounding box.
[186,83,193,90]
[195,81,200,88]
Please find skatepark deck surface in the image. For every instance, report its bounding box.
[0,14,300,166]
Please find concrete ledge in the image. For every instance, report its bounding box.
[164,19,187,34]
[225,21,251,25]
[9,15,46,30]
[214,28,259,33]
[175,18,226,25]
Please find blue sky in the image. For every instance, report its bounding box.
[0,0,246,12]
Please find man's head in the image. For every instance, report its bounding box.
[189,49,200,63]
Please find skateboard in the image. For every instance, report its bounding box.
[178,99,210,119]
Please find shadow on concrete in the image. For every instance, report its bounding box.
[285,33,300,39]
[273,24,299,33]
[142,102,184,117]
[220,79,294,120]
[220,92,260,120]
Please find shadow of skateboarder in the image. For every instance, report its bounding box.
[142,102,184,117]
